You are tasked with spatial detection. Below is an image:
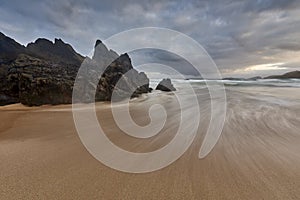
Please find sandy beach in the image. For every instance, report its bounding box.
[1,86,300,199]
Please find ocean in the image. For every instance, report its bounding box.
[150,78,300,89]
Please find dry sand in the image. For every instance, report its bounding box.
[0,87,300,199]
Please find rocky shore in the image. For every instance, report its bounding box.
[0,33,151,106]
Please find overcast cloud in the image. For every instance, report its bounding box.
[0,0,300,77]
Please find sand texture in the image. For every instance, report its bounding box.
[0,87,300,199]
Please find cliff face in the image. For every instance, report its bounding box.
[0,32,150,106]
[6,54,77,106]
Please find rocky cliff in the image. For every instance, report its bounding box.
[73,52,150,103]
[0,32,150,106]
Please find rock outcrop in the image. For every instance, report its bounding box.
[74,52,150,103]
[0,32,151,106]
[156,78,176,91]
[92,39,119,66]
[6,54,77,106]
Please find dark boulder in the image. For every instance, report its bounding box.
[156,78,176,91]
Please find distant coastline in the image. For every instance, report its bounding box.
[222,70,300,81]
[185,70,300,81]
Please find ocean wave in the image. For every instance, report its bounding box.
[149,79,300,88]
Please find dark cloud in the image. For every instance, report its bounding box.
[0,0,300,77]
[130,49,200,76]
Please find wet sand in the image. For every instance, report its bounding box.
[0,87,300,199]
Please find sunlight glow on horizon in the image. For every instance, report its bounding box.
[242,62,287,72]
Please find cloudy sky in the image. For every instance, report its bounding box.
[1,0,300,78]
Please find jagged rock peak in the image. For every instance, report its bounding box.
[54,38,65,44]
[93,39,119,59]
[92,39,119,66]
[26,37,84,65]
[28,38,52,46]
[93,39,108,51]
[118,53,131,62]
[27,38,70,48]
[95,39,102,47]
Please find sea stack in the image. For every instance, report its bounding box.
[156,78,176,91]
